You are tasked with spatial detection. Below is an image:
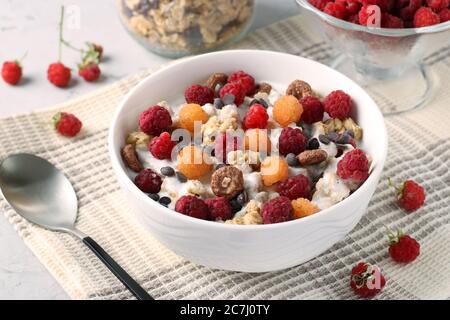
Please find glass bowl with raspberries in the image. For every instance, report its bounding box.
[109,50,387,271]
[296,0,450,114]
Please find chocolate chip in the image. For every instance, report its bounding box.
[214,98,224,109]
[236,191,248,206]
[148,193,160,201]
[230,198,243,213]
[159,196,171,206]
[160,166,175,177]
[259,99,269,109]
[336,134,350,145]
[307,138,320,150]
[319,134,330,145]
[222,93,235,105]
[176,171,187,183]
[326,132,339,142]
[345,130,355,138]
[286,153,300,166]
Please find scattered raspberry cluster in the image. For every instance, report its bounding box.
[310,0,450,27]
[2,6,104,87]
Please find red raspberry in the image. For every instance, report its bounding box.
[439,8,450,22]
[350,262,386,298]
[324,90,353,119]
[381,13,405,28]
[175,195,209,220]
[278,127,307,156]
[277,174,311,200]
[426,0,449,11]
[184,84,214,105]
[389,179,425,212]
[324,2,349,20]
[337,149,369,182]
[228,70,255,95]
[48,62,71,88]
[219,82,246,106]
[149,132,176,160]
[397,0,422,21]
[214,132,242,163]
[300,96,324,124]
[414,6,441,27]
[243,104,269,130]
[1,61,22,85]
[78,62,101,82]
[205,197,233,221]
[387,229,420,263]
[52,112,82,137]
[139,105,172,136]
[261,196,293,224]
[336,0,362,14]
[309,0,330,10]
[358,5,382,26]
[134,168,162,194]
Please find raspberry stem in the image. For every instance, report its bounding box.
[58,6,65,61]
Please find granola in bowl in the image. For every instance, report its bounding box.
[122,70,370,225]
[117,0,254,57]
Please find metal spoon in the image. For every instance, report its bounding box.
[0,153,152,300]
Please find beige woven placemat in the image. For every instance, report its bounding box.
[1,16,450,300]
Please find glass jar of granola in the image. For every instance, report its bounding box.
[117,0,255,58]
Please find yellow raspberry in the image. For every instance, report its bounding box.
[273,95,303,127]
[178,103,209,133]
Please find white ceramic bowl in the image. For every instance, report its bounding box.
[108,50,388,272]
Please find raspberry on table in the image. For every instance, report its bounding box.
[177,145,213,180]
[324,2,349,20]
[53,112,82,137]
[205,197,233,221]
[243,103,269,130]
[175,195,209,220]
[214,132,241,163]
[387,228,420,263]
[300,96,324,124]
[48,62,71,88]
[184,84,214,105]
[78,62,101,82]
[278,127,307,156]
[277,174,311,200]
[414,7,440,27]
[178,103,209,133]
[1,61,22,85]
[261,196,293,224]
[139,105,172,136]
[350,262,386,298]
[228,70,255,96]
[273,95,303,127]
[291,198,320,219]
[260,156,289,186]
[388,178,425,212]
[324,90,353,120]
[426,0,449,11]
[220,82,246,106]
[337,149,369,182]
[134,168,162,194]
[149,132,176,160]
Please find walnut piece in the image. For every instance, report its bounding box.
[126,131,151,149]
[211,166,244,199]
[323,118,363,140]
[121,144,143,173]
[298,149,328,166]
[206,73,228,91]
[256,82,272,95]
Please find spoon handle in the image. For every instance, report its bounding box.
[82,237,153,300]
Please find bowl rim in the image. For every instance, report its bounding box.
[296,0,450,36]
[108,49,388,231]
